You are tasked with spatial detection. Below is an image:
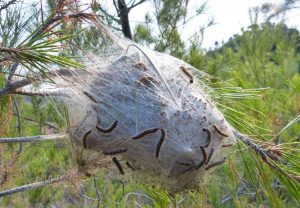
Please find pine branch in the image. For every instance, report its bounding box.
[11,89,66,97]
[233,129,279,160]
[0,68,73,96]
[4,11,94,87]
[0,174,68,197]
[0,133,68,143]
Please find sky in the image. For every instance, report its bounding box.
[100,0,300,49]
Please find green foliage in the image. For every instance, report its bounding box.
[133,0,207,58]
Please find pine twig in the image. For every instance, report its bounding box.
[0,133,68,143]
[0,174,68,197]
[11,113,58,129]
[233,129,278,160]
[0,68,73,97]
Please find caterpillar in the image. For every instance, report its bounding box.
[96,120,118,133]
[205,148,214,165]
[103,148,127,156]
[82,130,92,149]
[212,124,229,137]
[180,66,194,84]
[203,128,212,147]
[139,76,160,87]
[195,146,207,170]
[125,161,135,171]
[83,91,98,103]
[222,144,233,147]
[205,157,226,170]
[132,128,159,140]
[134,62,147,71]
[112,157,125,175]
[155,129,166,158]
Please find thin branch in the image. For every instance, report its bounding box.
[11,113,58,129]
[233,129,279,160]
[11,89,66,97]
[99,7,120,23]
[33,12,99,40]
[12,97,22,135]
[12,96,23,153]
[113,0,120,15]
[93,178,101,208]
[128,0,147,11]
[0,68,73,97]
[0,133,68,143]
[0,174,68,197]
[0,0,17,13]
[0,46,20,53]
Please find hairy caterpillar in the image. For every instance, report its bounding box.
[195,146,207,170]
[125,161,135,171]
[139,76,160,87]
[132,128,159,140]
[103,148,127,156]
[155,129,166,158]
[212,124,229,137]
[222,144,233,147]
[83,91,98,103]
[205,157,227,170]
[112,157,125,175]
[180,66,194,83]
[133,62,147,71]
[96,120,118,133]
[203,128,212,148]
[82,130,92,149]
[205,148,214,165]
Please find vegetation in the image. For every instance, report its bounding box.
[0,0,299,207]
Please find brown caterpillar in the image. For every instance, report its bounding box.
[134,62,147,71]
[96,120,118,133]
[180,66,194,83]
[203,128,212,147]
[222,144,233,147]
[132,128,159,140]
[139,76,160,87]
[112,157,124,175]
[205,157,226,170]
[125,161,135,171]
[195,146,206,170]
[103,148,127,156]
[205,148,214,165]
[82,130,92,149]
[83,91,98,103]
[212,124,229,137]
[155,129,166,158]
